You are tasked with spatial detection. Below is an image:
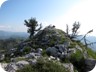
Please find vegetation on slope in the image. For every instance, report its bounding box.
[0,18,96,72]
[16,58,68,72]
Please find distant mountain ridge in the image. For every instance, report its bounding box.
[0,30,29,39]
[85,36,96,51]
[0,30,96,50]
[76,35,96,51]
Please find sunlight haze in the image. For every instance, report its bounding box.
[0,0,96,36]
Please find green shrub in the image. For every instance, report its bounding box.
[87,48,96,59]
[42,49,47,57]
[70,49,85,72]
[23,46,31,54]
[17,58,68,72]
[68,42,76,48]
[70,50,84,61]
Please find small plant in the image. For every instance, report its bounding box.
[23,46,31,54]
[70,50,84,62]
[68,42,76,48]
[17,58,68,72]
[70,51,85,72]
[87,48,96,59]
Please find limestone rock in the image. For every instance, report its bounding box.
[63,63,74,72]
[84,58,96,72]
[5,63,17,72]
[0,54,5,61]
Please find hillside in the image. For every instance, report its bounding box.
[0,25,96,72]
[0,31,29,39]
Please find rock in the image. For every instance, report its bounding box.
[34,25,66,47]
[25,52,41,59]
[63,41,70,48]
[68,48,76,54]
[46,47,58,57]
[28,59,37,65]
[5,60,29,72]
[11,58,16,63]
[55,44,67,53]
[5,63,18,72]
[16,60,29,65]
[35,53,41,56]
[25,53,35,59]
[59,54,65,60]
[63,63,74,72]
[46,44,70,60]
[0,63,8,69]
[0,54,5,61]
[31,48,35,52]
[16,60,29,69]
[49,56,55,60]
[84,58,96,72]
[0,63,7,72]
[10,48,17,52]
[75,45,83,52]
[36,48,43,54]
[46,44,69,58]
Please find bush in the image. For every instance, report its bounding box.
[69,50,85,72]
[17,58,68,72]
[87,48,96,59]
[23,46,31,54]
[68,42,76,48]
[70,49,84,62]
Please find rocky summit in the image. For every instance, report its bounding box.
[0,25,96,72]
[34,25,68,47]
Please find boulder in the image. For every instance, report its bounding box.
[75,45,83,52]
[0,63,8,69]
[46,44,71,60]
[31,48,35,52]
[25,53,35,59]
[5,63,17,72]
[46,44,68,59]
[55,44,67,53]
[36,48,43,54]
[5,60,29,72]
[34,25,66,47]
[63,63,74,72]
[16,60,29,69]
[0,63,7,72]
[84,58,96,72]
[63,41,70,48]
[28,59,37,65]
[0,54,5,61]
[68,48,76,54]
[46,47,58,57]
[25,52,41,59]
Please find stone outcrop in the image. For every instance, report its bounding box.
[63,63,74,72]
[46,44,76,60]
[84,58,96,72]
[0,25,96,72]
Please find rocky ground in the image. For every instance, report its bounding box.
[0,25,96,72]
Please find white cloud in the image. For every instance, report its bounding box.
[0,25,27,32]
[0,25,12,31]
[0,25,11,28]
[52,0,96,36]
[13,26,27,32]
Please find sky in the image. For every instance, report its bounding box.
[0,0,96,36]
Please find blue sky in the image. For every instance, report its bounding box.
[0,0,80,32]
[0,0,96,37]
